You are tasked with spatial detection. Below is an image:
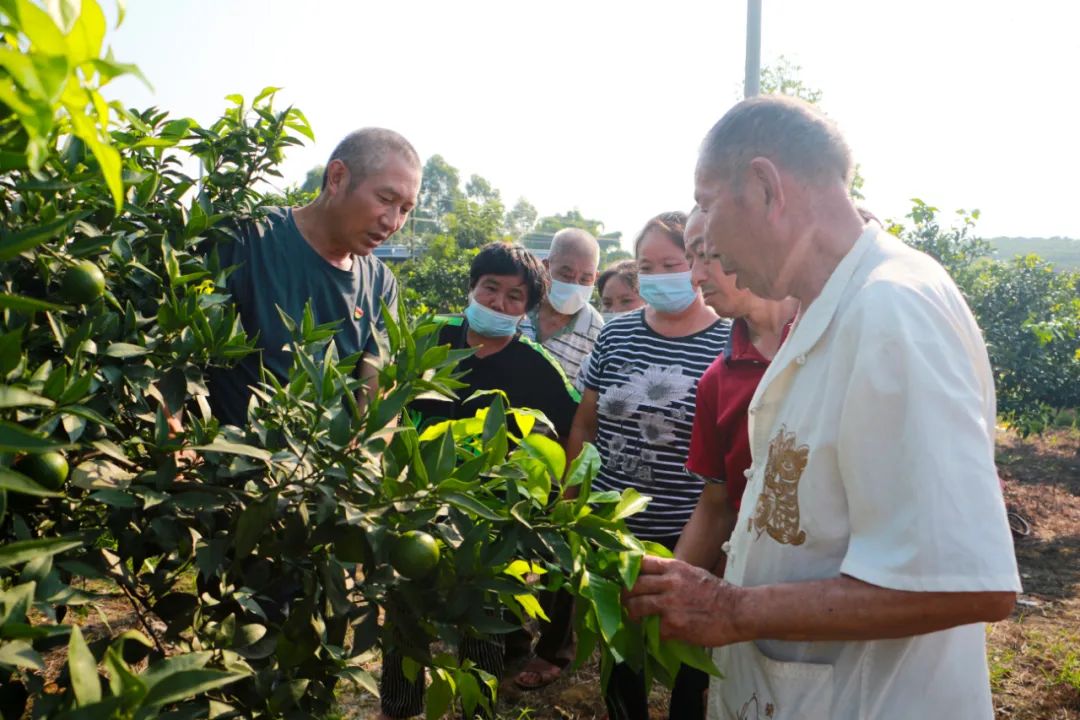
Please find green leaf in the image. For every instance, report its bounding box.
[0,329,23,375]
[665,638,722,677]
[618,549,643,589]
[46,0,81,32]
[252,86,281,104]
[141,669,246,708]
[0,536,82,568]
[443,492,503,521]
[233,490,278,559]
[88,489,137,508]
[503,559,546,582]
[0,386,54,409]
[0,423,67,451]
[565,442,600,491]
[339,666,379,697]
[0,466,61,497]
[267,678,309,714]
[518,433,566,481]
[103,343,149,358]
[70,110,123,213]
[61,405,117,430]
[513,593,550,622]
[68,625,102,706]
[586,574,623,644]
[190,440,271,462]
[284,107,315,140]
[611,488,651,521]
[0,639,44,669]
[66,0,106,63]
[0,212,86,261]
[140,652,212,687]
[102,644,146,702]
[0,293,67,313]
[425,668,453,720]
[13,0,68,55]
[422,429,455,484]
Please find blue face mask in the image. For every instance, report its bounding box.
[464,297,523,338]
[638,271,698,313]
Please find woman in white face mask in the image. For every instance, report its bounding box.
[379,242,582,720]
[567,211,731,720]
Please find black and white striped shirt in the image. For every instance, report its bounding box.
[583,310,731,540]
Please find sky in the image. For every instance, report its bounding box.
[103,0,1080,248]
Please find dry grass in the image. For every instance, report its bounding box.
[989,428,1080,719]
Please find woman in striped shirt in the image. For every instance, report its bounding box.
[567,211,731,720]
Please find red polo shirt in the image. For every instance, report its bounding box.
[685,316,791,510]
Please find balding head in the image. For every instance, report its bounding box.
[544,228,600,297]
[549,228,600,266]
[697,95,852,188]
[322,127,421,191]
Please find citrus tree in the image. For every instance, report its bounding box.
[890,200,1080,435]
[0,3,716,718]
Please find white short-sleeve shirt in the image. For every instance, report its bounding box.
[709,226,1021,720]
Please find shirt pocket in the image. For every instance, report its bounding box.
[711,641,834,720]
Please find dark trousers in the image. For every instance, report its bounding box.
[604,662,708,720]
[505,587,576,668]
[533,588,576,665]
[604,535,708,720]
[380,635,504,719]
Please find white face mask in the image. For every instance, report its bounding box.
[546,279,594,315]
[601,310,635,323]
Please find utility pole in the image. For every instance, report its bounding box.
[744,0,762,98]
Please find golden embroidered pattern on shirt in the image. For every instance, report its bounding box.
[751,425,809,546]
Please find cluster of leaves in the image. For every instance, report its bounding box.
[890,200,1080,435]
[1,3,715,719]
[396,235,476,315]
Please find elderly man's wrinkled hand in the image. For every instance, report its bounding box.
[623,554,747,648]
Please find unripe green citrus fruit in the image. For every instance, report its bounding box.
[390,530,440,580]
[61,261,106,305]
[16,451,69,491]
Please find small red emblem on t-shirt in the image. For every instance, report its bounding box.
[354,306,364,320]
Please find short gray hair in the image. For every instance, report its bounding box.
[323,127,420,190]
[549,228,599,263]
[698,95,852,187]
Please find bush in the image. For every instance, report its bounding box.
[890,201,1080,436]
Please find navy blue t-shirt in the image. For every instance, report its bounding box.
[208,207,398,426]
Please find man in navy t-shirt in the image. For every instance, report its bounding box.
[208,128,422,426]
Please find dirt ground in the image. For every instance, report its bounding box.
[987,429,1080,720]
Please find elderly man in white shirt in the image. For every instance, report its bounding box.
[624,96,1020,719]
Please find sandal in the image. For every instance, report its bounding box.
[514,657,562,690]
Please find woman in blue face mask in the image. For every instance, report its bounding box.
[567,211,730,720]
